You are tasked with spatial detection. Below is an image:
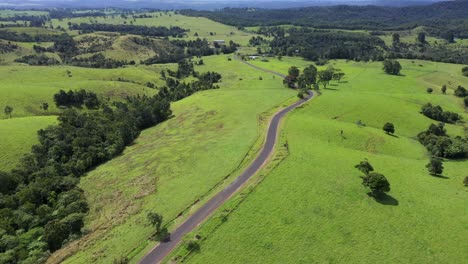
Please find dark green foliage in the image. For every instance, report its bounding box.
[426,158,444,176]
[454,85,467,97]
[464,176,468,187]
[171,38,214,57]
[462,67,468,77]
[14,54,59,66]
[317,67,334,89]
[354,160,374,175]
[185,239,200,252]
[383,59,402,75]
[464,96,468,107]
[68,53,127,69]
[53,89,100,109]
[70,23,186,37]
[147,212,163,230]
[43,220,69,251]
[361,172,391,196]
[3,105,13,118]
[420,103,461,124]
[427,87,433,94]
[417,32,426,44]
[441,85,447,94]
[0,30,61,43]
[288,66,300,79]
[0,171,18,195]
[417,123,467,159]
[180,2,468,38]
[383,122,395,134]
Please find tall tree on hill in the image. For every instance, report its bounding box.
[383,60,402,75]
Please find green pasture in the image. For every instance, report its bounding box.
[173,59,468,264]
[46,55,296,264]
[0,116,57,171]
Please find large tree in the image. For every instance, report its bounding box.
[361,172,391,196]
[382,59,402,75]
[317,68,334,89]
[426,157,444,176]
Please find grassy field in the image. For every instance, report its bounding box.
[0,10,48,17]
[170,59,468,264]
[0,64,173,118]
[47,55,296,264]
[0,116,57,171]
[51,12,259,46]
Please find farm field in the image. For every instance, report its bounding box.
[0,65,170,118]
[171,59,468,264]
[0,116,57,171]
[51,12,258,46]
[47,55,296,264]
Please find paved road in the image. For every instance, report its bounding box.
[139,64,314,264]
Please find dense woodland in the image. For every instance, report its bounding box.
[181,1,468,37]
[69,23,186,38]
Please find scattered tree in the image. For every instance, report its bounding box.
[383,122,395,135]
[454,85,467,97]
[355,160,374,175]
[417,32,426,44]
[4,105,13,118]
[361,172,391,197]
[427,87,433,94]
[426,157,444,176]
[383,59,401,75]
[441,85,447,94]
[464,176,468,187]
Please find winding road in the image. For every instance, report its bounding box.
[138,62,315,264]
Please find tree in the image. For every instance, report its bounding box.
[42,102,49,111]
[426,157,444,175]
[4,105,13,118]
[382,60,401,75]
[288,66,300,80]
[361,172,391,196]
[298,65,318,88]
[277,52,283,61]
[147,212,163,231]
[427,87,433,94]
[441,85,447,94]
[392,33,400,44]
[43,220,69,251]
[355,160,374,175]
[317,68,334,89]
[464,176,468,187]
[383,122,395,134]
[462,67,468,77]
[454,85,466,97]
[417,32,426,44]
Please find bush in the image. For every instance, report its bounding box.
[427,87,433,94]
[420,103,461,123]
[383,122,395,134]
[454,85,467,97]
[426,157,444,175]
[464,176,468,187]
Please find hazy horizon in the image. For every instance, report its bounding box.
[0,0,448,9]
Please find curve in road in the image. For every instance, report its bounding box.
[139,64,315,264]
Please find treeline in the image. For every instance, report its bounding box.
[0,95,172,263]
[0,30,61,43]
[68,53,128,69]
[69,23,186,37]
[180,1,468,38]
[270,28,386,62]
[420,103,462,124]
[54,89,99,109]
[14,54,59,66]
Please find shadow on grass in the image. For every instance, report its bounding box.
[368,192,399,206]
[431,174,449,179]
[387,133,399,138]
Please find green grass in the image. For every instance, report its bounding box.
[47,55,296,264]
[0,64,171,118]
[0,116,57,171]
[51,12,259,46]
[0,10,48,18]
[172,59,468,264]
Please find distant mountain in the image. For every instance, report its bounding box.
[0,0,449,10]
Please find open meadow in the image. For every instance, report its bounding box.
[46,55,296,264]
[171,58,468,264]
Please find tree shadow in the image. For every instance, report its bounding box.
[368,192,399,206]
[431,174,449,179]
[387,134,399,138]
[325,87,339,90]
